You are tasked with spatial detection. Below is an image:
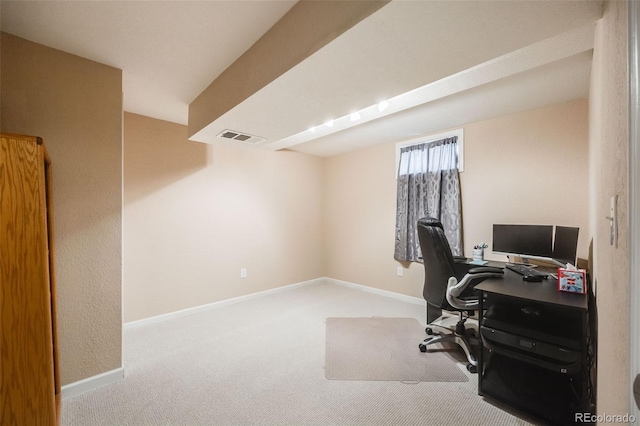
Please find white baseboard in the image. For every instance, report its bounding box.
[325,277,426,306]
[61,367,124,399]
[124,278,324,330]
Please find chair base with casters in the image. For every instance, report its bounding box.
[417,268,503,374]
[418,311,479,373]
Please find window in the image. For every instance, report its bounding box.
[395,129,464,177]
[394,131,463,262]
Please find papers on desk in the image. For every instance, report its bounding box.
[469,259,488,265]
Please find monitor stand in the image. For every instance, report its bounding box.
[507,256,537,268]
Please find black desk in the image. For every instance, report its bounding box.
[476,269,588,310]
[475,267,593,425]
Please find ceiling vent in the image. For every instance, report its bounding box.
[217,130,266,145]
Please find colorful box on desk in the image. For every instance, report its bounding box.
[557,268,587,294]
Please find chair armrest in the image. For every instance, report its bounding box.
[453,256,468,263]
[446,269,504,309]
[468,266,504,274]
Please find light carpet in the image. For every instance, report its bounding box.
[325,317,468,382]
[61,281,537,425]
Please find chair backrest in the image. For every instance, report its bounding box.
[417,217,457,309]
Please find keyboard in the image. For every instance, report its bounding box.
[505,263,548,278]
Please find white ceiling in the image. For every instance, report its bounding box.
[1,1,603,157]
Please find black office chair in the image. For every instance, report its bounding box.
[416,217,504,373]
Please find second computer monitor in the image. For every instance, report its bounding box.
[552,226,579,266]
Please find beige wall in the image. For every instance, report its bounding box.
[462,99,590,263]
[0,33,123,385]
[123,113,324,322]
[324,99,589,299]
[324,141,419,293]
[589,0,630,416]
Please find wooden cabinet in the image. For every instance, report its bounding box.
[1,133,60,425]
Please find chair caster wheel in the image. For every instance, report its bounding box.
[425,327,433,335]
[466,364,477,374]
[418,343,427,353]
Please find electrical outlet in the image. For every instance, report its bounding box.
[397,266,403,277]
[240,268,247,279]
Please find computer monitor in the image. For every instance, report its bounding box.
[552,226,579,266]
[492,224,554,263]
[492,224,579,266]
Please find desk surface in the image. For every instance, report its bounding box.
[475,267,588,311]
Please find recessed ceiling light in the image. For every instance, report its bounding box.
[377,100,390,112]
[350,112,361,121]
[325,119,334,128]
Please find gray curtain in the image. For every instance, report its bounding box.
[394,137,462,262]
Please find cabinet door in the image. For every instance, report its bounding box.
[1,135,57,425]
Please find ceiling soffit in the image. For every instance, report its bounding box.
[292,50,593,157]
[188,0,390,138]
[188,0,602,154]
[271,24,595,153]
